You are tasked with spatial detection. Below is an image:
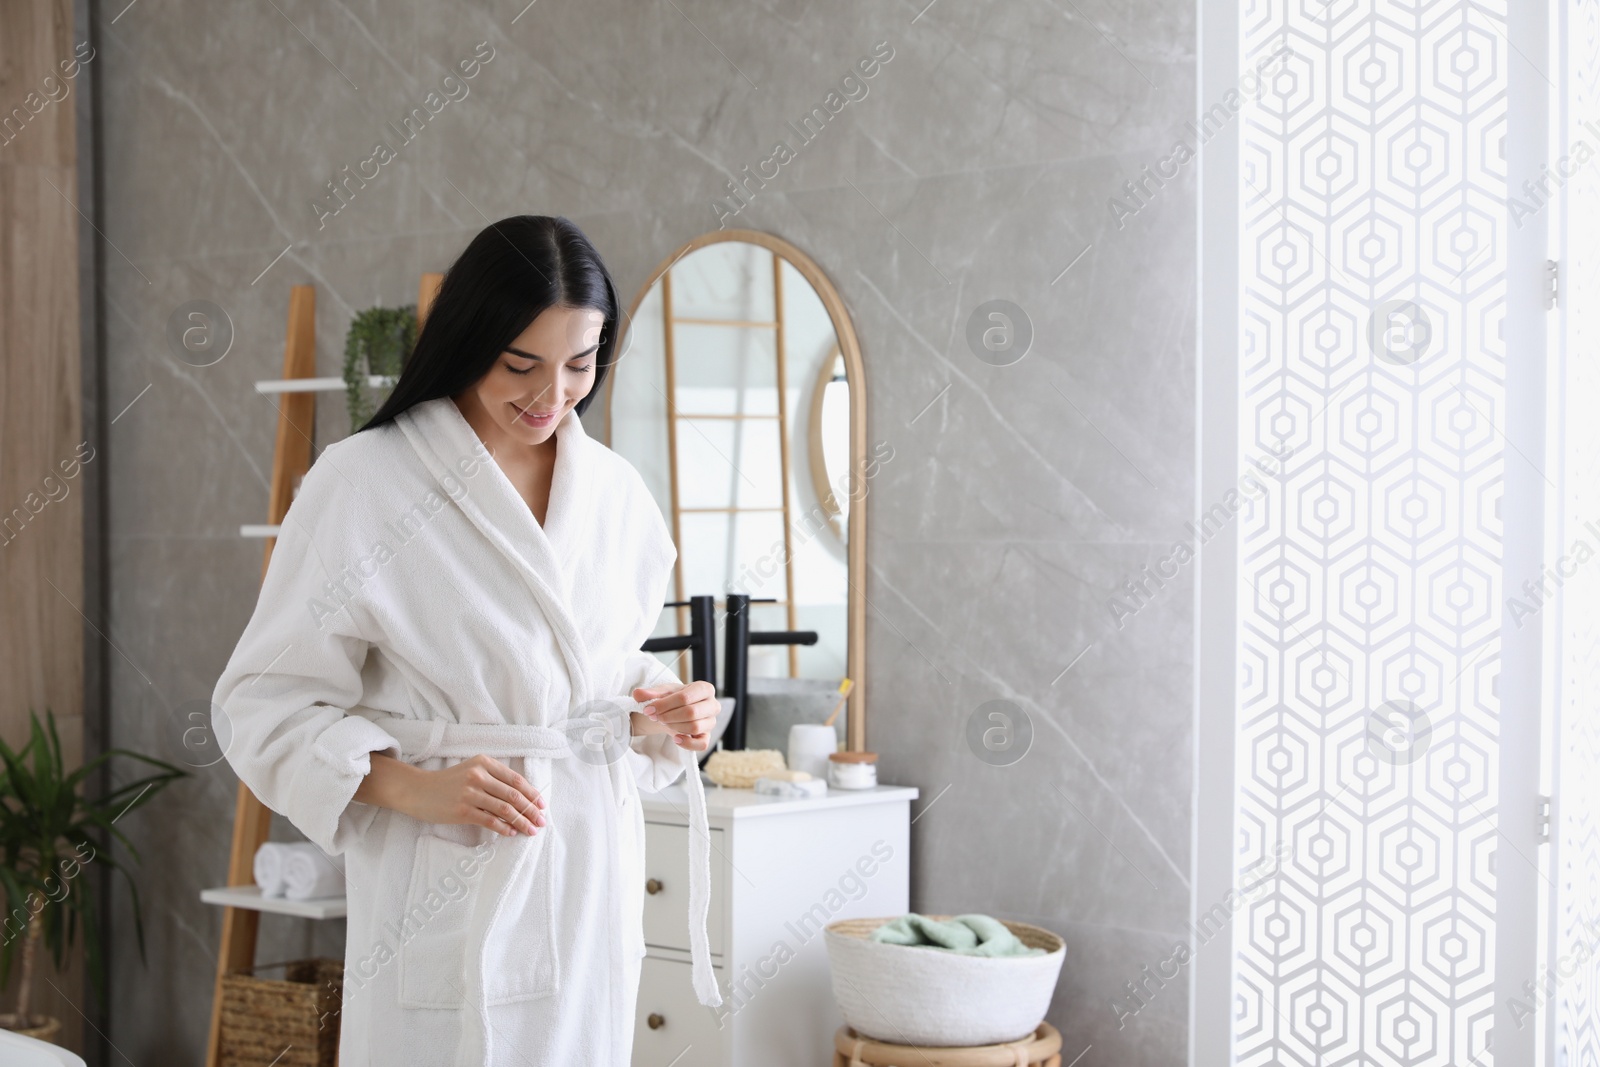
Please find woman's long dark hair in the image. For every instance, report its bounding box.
[359,215,621,432]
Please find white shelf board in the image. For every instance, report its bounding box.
[255,375,395,394]
[200,884,347,919]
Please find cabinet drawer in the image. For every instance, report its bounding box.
[634,956,725,1066]
[643,821,726,956]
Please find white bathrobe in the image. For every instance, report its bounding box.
[212,395,722,1067]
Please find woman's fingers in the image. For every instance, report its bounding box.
[477,777,545,833]
[640,682,718,746]
[673,706,715,736]
[657,692,718,748]
[673,729,711,751]
[461,755,545,836]
[475,809,519,836]
[480,755,546,809]
[470,783,539,836]
[647,682,718,728]
[477,792,539,835]
[643,680,711,716]
[464,754,544,809]
[666,718,714,744]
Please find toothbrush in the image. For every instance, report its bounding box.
[822,677,853,728]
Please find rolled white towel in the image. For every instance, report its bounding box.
[253,842,289,897]
[282,842,345,900]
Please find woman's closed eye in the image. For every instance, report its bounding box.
[501,357,593,375]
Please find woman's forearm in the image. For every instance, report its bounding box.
[352,752,420,813]
[354,752,545,834]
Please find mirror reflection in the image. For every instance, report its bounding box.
[608,238,852,686]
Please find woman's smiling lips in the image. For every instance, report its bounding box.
[513,404,561,427]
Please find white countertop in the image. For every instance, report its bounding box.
[639,778,918,819]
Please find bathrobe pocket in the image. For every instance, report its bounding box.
[396,831,491,1009]
[481,823,561,1005]
[395,827,560,1009]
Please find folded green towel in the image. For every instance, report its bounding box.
[869,913,1046,957]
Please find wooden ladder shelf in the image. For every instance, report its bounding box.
[202,274,442,1067]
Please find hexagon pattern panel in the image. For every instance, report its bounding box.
[1234,2,1507,1065]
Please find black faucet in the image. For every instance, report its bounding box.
[640,596,718,767]
[638,593,818,758]
[721,593,818,751]
[640,595,718,686]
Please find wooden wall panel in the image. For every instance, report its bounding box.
[0,0,87,1054]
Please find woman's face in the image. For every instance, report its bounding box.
[459,304,605,448]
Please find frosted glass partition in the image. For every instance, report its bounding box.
[1232,4,1510,1065]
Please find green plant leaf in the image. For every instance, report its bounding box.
[343,304,419,432]
[0,708,187,1008]
[70,811,139,859]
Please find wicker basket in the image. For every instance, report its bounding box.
[219,957,342,1067]
[833,1022,1064,1066]
[824,915,1066,1047]
[0,1013,61,1042]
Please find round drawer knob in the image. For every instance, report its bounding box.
[645,878,663,895]
[648,1013,665,1030]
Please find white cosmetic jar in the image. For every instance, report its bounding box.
[827,751,878,789]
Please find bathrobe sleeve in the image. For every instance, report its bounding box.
[622,649,691,794]
[614,450,699,795]
[212,442,404,856]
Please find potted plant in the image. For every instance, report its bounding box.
[0,708,186,1039]
[343,304,418,432]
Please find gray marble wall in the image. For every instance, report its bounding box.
[96,0,1196,1062]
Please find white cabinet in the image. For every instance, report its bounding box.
[632,782,917,1067]
[643,822,728,956]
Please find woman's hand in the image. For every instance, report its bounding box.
[632,681,720,752]
[354,753,547,837]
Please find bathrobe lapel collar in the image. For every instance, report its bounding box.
[395,397,597,710]
[538,409,593,598]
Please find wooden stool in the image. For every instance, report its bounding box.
[832,1021,1062,1067]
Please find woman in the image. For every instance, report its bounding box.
[213,216,723,1066]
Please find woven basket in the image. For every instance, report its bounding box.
[219,957,342,1067]
[833,1022,1064,1066]
[824,915,1066,1047]
[0,1013,61,1041]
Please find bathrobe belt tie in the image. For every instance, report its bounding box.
[372,714,725,1009]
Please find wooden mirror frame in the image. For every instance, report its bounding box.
[599,229,868,751]
[807,344,847,544]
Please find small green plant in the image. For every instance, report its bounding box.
[343,304,418,432]
[0,709,186,1029]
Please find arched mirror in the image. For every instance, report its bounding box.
[600,231,867,751]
